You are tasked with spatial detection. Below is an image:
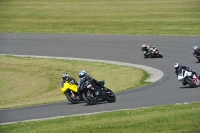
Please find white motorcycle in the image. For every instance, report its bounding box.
[177,68,200,87]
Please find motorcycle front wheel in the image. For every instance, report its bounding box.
[82,90,97,105]
[66,90,80,104]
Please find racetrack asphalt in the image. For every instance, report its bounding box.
[0,33,200,124]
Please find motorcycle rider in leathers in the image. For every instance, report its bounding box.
[141,44,151,58]
[78,70,106,97]
[193,46,200,62]
[174,63,200,85]
[61,72,78,87]
[142,44,158,58]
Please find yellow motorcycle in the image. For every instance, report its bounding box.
[61,81,83,104]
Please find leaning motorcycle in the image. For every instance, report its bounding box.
[61,81,83,104]
[149,48,163,58]
[177,68,200,87]
[144,48,163,58]
[193,50,200,62]
[81,80,116,105]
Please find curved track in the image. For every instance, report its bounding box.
[0,34,200,124]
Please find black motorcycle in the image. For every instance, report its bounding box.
[81,80,116,105]
[144,48,163,58]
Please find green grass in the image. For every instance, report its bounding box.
[0,55,150,109]
[0,0,199,132]
[1,102,200,133]
[0,0,200,35]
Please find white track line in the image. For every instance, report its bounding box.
[0,54,164,82]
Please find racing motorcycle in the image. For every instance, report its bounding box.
[81,80,116,105]
[193,50,200,62]
[144,48,163,58]
[177,68,200,87]
[61,81,83,104]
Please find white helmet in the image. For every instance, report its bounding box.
[142,44,147,48]
[174,63,179,69]
[194,46,198,50]
[62,73,68,80]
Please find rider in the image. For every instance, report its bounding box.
[174,63,199,85]
[193,46,200,56]
[193,46,200,62]
[78,70,106,95]
[141,44,151,57]
[149,45,158,53]
[152,46,157,51]
[61,72,77,87]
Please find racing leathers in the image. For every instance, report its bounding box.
[78,75,105,95]
[61,76,77,87]
[193,47,200,62]
[141,46,150,57]
[193,47,200,56]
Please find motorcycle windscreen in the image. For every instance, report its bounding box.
[177,69,184,80]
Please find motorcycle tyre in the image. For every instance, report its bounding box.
[158,54,163,58]
[82,90,97,105]
[106,89,116,103]
[66,90,80,104]
[185,78,197,87]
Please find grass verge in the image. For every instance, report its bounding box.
[0,55,150,109]
[0,0,200,35]
[1,102,200,133]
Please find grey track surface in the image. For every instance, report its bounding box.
[0,33,200,124]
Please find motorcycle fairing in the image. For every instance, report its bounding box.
[61,82,78,94]
[177,69,192,80]
[193,74,200,85]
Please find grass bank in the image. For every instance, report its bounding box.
[0,55,150,109]
[0,0,200,35]
[1,102,200,133]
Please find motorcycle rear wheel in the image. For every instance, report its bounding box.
[185,78,197,87]
[106,89,116,102]
[158,54,163,58]
[66,90,80,104]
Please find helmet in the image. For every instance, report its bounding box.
[62,73,68,80]
[142,44,147,48]
[79,71,87,79]
[194,46,198,50]
[174,63,179,70]
[153,46,156,49]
